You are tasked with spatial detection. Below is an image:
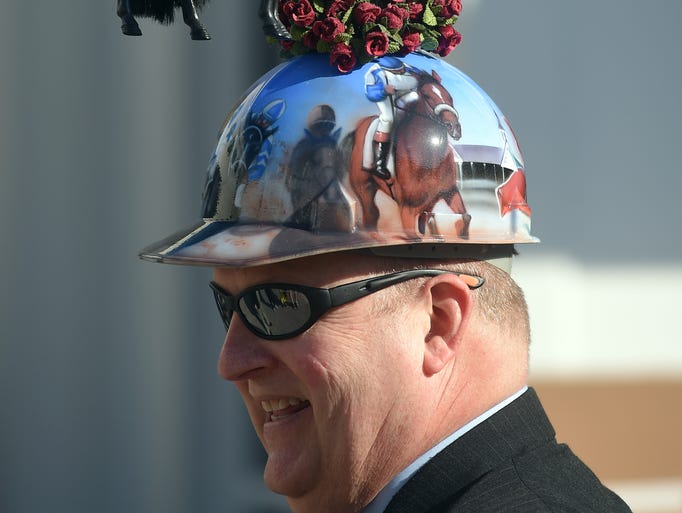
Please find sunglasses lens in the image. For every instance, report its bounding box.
[212,288,234,330]
[238,287,312,338]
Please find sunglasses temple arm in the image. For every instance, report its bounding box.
[330,271,483,308]
[328,271,442,307]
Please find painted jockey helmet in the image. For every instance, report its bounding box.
[254,98,286,127]
[306,104,336,138]
[140,51,538,268]
[376,55,405,73]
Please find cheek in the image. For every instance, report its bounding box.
[296,341,364,404]
[293,324,375,412]
[299,305,418,405]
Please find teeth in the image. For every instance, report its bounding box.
[261,397,304,413]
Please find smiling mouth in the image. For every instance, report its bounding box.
[261,397,311,422]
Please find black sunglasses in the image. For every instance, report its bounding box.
[209,269,484,341]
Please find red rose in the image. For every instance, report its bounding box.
[436,25,462,56]
[400,31,421,54]
[330,43,357,73]
[432,0,462,18]
[302,28,320,49]
[381,5,407,30]
[280,39,294,51]
[406,2,424,20]
[364,30,390,57]
[326,0,354,18]
[282,0,316,27]
[312,17,345,43]
[353,2,381,25]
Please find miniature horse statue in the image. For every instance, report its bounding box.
[117,0,211,40]
[117,0,290,41]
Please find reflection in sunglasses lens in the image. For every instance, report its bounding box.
[239,288,311,336]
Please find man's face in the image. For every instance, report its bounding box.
[213,253,430,512]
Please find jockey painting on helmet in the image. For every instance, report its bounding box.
[364,56,421,180]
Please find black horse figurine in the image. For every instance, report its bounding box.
[117,0,211,40]
[259,0,291,40]
[117,0,291,41]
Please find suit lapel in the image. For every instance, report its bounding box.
[384,388,555,513]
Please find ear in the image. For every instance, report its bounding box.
[421,274,473,377]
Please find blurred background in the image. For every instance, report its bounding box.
[1,1,680,512]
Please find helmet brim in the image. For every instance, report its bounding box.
[139,219,537,268]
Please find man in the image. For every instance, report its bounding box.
[140,51,631,512]
[209,250,632,513]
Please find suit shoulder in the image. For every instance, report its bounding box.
[509,441,633,512]
[442,441,632,513]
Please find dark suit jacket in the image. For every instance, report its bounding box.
[385,388,632,513]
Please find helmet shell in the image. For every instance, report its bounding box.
[140,52,538,267]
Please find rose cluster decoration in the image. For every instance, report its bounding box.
[275,0,463,72]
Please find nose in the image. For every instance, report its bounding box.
[217,315,277,381]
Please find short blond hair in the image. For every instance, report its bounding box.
[364,254,530,344]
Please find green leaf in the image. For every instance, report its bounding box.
[336,32,353,43]
[421,36,438,51]
[290,25,308,39]
[388,41,402,54]
[363,22,378,34]
[312,0,325,14]
[317,40,333,54]
[424,28,440,39]
[423,5,437,26]
[406,22,426,32]
[341,6,354,25]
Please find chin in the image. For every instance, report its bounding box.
[267,462,372,513]
[263,452,317,499]
[265,463,353,513]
